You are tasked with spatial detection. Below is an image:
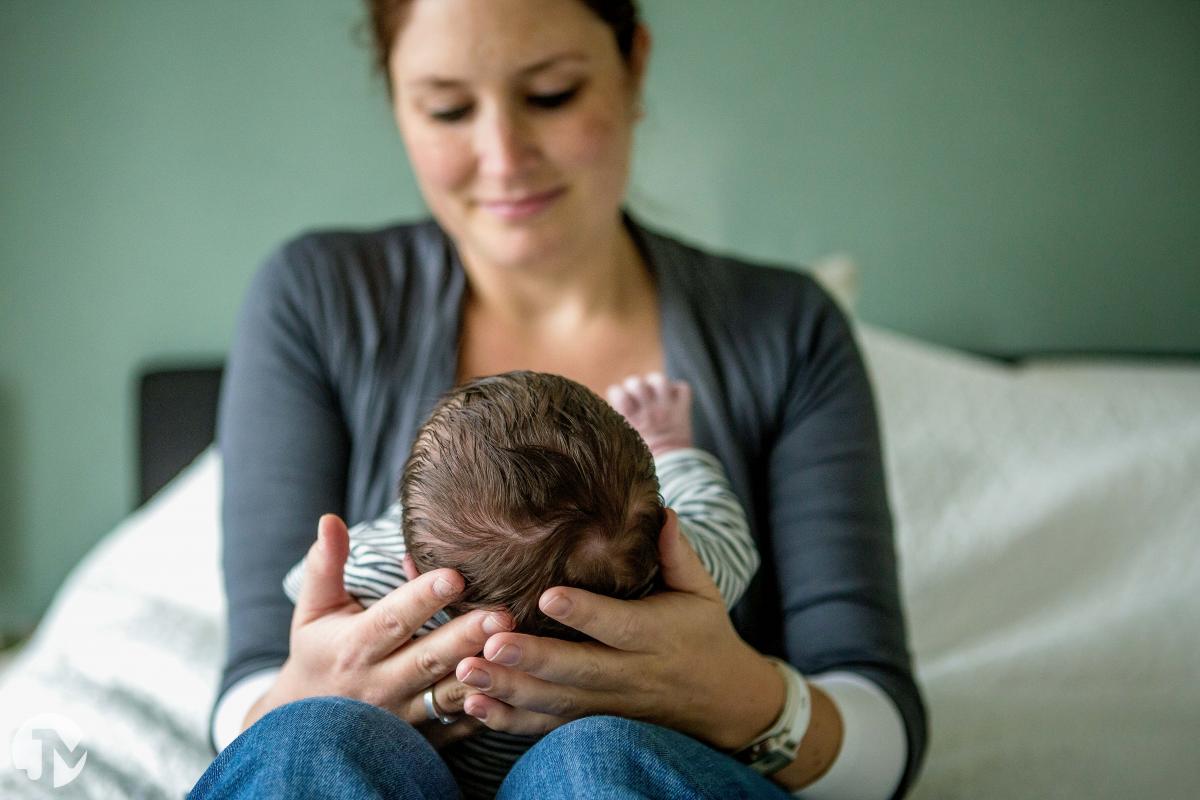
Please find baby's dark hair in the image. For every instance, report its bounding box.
[400,371,664,640]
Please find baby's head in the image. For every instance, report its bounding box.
[400,371,664,640]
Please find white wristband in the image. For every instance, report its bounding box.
[735,657,813,775]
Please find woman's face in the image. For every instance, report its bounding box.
[389,0,648,271]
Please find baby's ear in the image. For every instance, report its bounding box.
[402,554,421,582]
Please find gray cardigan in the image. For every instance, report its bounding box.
[216,212,927,794]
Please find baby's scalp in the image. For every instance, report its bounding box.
[400,371,664,639]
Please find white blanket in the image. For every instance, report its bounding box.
[864,327,1200,798]
[2,325,1198,797]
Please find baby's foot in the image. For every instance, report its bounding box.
[606,372,693,457]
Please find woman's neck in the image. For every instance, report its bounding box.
[458,222,652,336]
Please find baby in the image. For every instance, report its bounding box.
[282,370,758,798]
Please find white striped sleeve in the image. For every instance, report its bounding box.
[282,501,412,609]
[654,448,759,609]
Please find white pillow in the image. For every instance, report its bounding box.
[860,325,1200,799]
[0,449,222,797]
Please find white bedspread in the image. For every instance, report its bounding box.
[864,327,1200,798]
[2,325,1198,798]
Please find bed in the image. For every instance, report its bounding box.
[1,321,1198,798]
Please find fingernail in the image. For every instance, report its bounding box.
[434,577,457,598]
[462,668,491,689]
[490,644,521,666]
[543,594,572,618]
[465,700,488,721]
[482,613,510,635]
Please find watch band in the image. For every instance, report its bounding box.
[733,657,813,775]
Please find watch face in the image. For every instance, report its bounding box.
[747,749,793,776]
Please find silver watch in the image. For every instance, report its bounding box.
[733,657,813,775]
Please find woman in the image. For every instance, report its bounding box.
[194,0,927,797]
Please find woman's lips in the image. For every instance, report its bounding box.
[480,188,566,221]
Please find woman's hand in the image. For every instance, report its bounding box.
[452,510,786,752]
[243,514,513,748]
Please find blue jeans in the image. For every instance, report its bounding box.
[189,696,792,799]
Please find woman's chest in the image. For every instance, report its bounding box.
[455,310,666,398]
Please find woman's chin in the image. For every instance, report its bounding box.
[467,218,580,270]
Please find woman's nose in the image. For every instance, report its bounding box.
[473,106,539,179]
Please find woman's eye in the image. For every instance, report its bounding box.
[426,86,580,123]
[528,87,580,110]
[430,105,472,123]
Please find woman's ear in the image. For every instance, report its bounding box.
[628,24,652,118]
[403,554,421,582]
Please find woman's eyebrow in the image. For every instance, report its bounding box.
[517,51,590,75]
[407,52,590,89]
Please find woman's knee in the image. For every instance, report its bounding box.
[260,696,407,742]
[502,716,790,800]
[538,714,653,750]
[191,696,455,799]
[503,716,687,797]
[256,696,440,767]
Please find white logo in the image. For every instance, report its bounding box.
[11,713,88,789]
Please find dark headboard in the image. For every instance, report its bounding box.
[137,366,223,506]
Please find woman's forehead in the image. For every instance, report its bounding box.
[390,0,615,83]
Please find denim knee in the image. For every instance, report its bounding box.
[262,696,405,743]
[537,715,647,750]
[190,696,458,800]
[499,715,790,800]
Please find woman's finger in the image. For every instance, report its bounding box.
[292,514,354,627]
[478,632,629,691]
[420,714,485,749]
[383,608,512,703]
[462,693,564,737]
[455,657,603,720]
[350,567,466,662]
[536,585,653,650]
[657,509,722,601]
[403,672,471,723]
[534,511,721,648]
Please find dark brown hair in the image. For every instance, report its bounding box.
[400,371,663,639]
[363,0,641,92]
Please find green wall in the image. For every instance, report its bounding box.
[2,0,1198,634]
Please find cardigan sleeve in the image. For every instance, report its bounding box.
[765,282,927,797]
[210,236,350,749]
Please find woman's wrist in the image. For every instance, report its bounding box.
[241,681,283,733]
[770,682,844,791]
[241,661,301,733]
[704,647,845,791]
[705,646,786,752]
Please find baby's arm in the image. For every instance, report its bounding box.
[607,374,760,609]
[655,450,759,609]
